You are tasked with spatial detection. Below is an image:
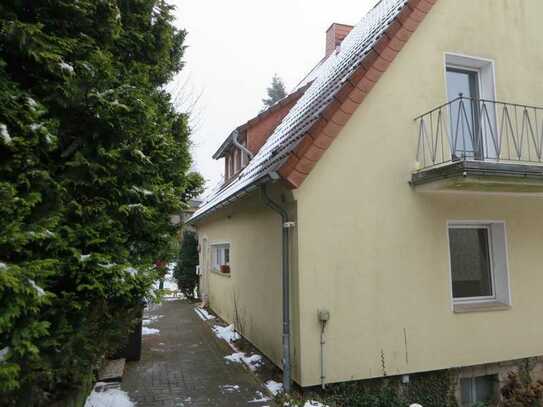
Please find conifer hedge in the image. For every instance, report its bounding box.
[0,1,202,404]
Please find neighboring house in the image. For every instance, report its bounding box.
[188,0,543,404]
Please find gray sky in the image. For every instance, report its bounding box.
[170,0,378,193]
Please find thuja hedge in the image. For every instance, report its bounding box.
[0,1,202,404]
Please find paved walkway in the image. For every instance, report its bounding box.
[122,298,276,407]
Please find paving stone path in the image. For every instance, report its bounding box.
[122,298,277,407]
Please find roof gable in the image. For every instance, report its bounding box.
[190,0,436,223]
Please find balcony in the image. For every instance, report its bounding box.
[411,97,543,193]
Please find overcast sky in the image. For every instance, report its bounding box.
[170,0,379,193]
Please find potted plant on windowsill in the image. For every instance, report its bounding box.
[220,265,230,274]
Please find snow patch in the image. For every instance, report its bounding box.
[0,347,9,362]
[194,307,215,321]
[249,390,271,403]
[0,262,6,270]
[30,123,42,131]
[80,254,91,262]
[27,97,38,110]
[265,380,283,396]
[84,382,134,407]
[219,384,240,393]
[409,405,423,407]
[0,124,11,145]
[302,402,329,407]
[98,263,115,269]
[212,324,240,343]
[142,327,159,336]
[29,279,45,297]
[224,352,262,371]
[59,62,75,75]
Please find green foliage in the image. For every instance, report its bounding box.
[174,231,199,299]
[0,0,202,404]
[312,370,458,407]
[262,74,287,110]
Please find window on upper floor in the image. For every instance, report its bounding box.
[211,243,230,274]
[448,221,510,312]
[460,374,497,406]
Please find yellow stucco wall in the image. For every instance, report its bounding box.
[195,186,301,381]
[294,0,543,386]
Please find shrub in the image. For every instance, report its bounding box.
[174,231,199,299]
[0,0,202,404]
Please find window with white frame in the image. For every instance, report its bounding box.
[448,222,510,308]
[460,374,497,406]
[211,243,230,273]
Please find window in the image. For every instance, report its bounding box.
[445,53,498,160]
[449,226,493,299]
[448,222,510,311]
[460,375,497,406]
[446,67,481,159]
[211,243,230,274]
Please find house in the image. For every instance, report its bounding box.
[188,0,543,404]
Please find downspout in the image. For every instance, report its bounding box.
[261,183,292,393]
[233,130,254,161]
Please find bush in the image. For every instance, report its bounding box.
[174,231,199,299]
[0,0,202,404]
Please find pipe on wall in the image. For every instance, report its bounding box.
[261,184,292,393]
[233,130,254,161]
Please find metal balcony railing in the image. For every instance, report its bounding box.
[415,96,543,171]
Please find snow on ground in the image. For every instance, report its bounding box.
[84,382,134,407]
[142,315,162,326]
[224,352,263,371]
[212,324,240,343]
[194,307,215,321]
[248,390,271,404]
[265,380,283,396]
[142,327,160,336]
[219,384,240,393]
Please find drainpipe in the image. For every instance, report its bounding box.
[233,130,254,162]
[261,183,292,393]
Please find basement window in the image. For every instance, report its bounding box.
[448,222,510,312]
[211,243,230,274]
[460,374,497,406]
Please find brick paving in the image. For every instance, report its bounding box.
[122,298,277,407]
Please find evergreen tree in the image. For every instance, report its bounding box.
[261,74,287,110]
[0,0,202,404]
[174,231,199,299]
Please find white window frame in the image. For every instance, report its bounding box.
[444,53,498,159]
[211,242,230,273]
[447,220,511,312]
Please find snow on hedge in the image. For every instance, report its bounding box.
[0,123,11,145]
[29,279,45,297]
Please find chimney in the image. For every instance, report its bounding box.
[325,23,354,57]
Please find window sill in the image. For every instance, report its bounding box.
[211,270,231,278]
[453,301,511,313]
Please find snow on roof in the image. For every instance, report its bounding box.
[190,0,408,223]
